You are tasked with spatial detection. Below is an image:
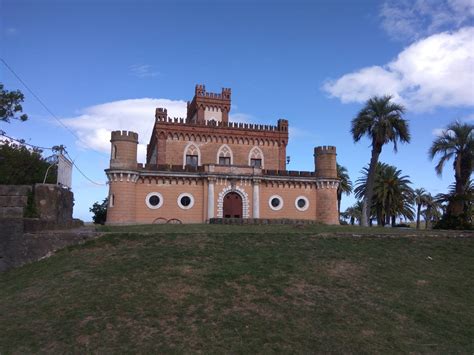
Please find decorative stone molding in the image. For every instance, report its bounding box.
[217,185,250,218]
[106,172,139,183]
[315,179,339,189]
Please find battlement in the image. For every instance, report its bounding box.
[111,130,138,142]
[154,116,288,132]
[315,146,336,154]
[194,84,231,100]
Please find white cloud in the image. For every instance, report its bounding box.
[380,0,474,41]
[322,27,474,112]
[129,64,159,78]
[62,99,259,162]
[62,98,187,162]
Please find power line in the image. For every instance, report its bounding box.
[0,57,108,157]
[0,130,54,151]
[64,150,107,186]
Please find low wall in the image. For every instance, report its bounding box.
[0,219,97,272]
[0,184,88,272]
[209,218,321,225]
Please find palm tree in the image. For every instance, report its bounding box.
[337,164,353,219]
[355,162,414,226]
[429,121,474,219]
[422,193,442,229]
[351,95,410,226]
[344,201,363,225]
[414,188,428,229]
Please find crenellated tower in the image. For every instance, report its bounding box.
[107,130,139,224]
[314,146,339,225]
[186,84,232,124]
[110,130,138,170]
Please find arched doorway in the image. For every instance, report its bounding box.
[223,192,243,218]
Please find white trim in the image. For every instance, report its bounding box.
[216,144,233,165]
[177,192,195,210]
[145,192,164,209]
[248,146,264,168]
[183,142,201,168]
[295,196,309,211]
[217,185,249,218]
[268,194,283,211]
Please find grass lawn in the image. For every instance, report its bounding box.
[1,225,473,353]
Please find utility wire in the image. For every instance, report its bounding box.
[64,150,107,186]
[0,130,54,150]
[0,57,108,157]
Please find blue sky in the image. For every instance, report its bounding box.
[1,0,473,221]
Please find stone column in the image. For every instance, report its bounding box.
[207,178,215,220]
[252,179,260,218]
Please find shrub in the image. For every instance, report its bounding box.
[90,198,108,225]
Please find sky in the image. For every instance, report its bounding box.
[1,0,473,221]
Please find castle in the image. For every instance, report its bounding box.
[105,85,339,224]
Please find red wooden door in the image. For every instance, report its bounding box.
[223,192,243,218]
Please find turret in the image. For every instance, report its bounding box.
[110,130,138,170]
[314,146,337,178]
[155,108,168,122]
[186,84,232,124]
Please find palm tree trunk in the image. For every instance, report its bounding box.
[362,143,381,227]
[337,192,342,220]
[416,204,421,229]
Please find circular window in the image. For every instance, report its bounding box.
[295,196,309,211]
[177,193,195,210]
[268,195,283,211]
[145,192,163,209]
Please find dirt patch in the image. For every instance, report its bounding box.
[159,282,198,301]
[361,329,375,337]
[416,279,430,286]
[325,260,364,279]
[284,280,329,306]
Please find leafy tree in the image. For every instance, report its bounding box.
[355,162,414,226]
[90,198,108,225]
[421,193,443,229]
[0,83,28,122]
[336,163,353,219]
[429,121,474,222]
[414,188,428,229]
[351,95,410,226]
[0,141,57,184]
[344,201,363,225]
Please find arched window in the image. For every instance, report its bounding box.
[112,145,117,159]
[248,146,264,168]
[183,143,201,167]
[216,144,233,165]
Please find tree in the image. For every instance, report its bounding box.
[429,121,474,221]
[337,163,353,219]
[0,141,57,184]
[344,201,363,225]
[414,188,428,230]
[0,83,28,122]
[90,198,108,225]
[351,95,410,226]
[355,162,414,226]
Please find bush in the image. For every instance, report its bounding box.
[433,214,472,230]
[90,198,108,225]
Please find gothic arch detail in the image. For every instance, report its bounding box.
[216,144,233,164]
[248,146,264,168]
[183,142,201,167]
[217,185,250,218]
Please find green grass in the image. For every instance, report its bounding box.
[1,225,473,353]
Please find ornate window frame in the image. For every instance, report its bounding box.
[177,192,195,210]
[248,146,264,168]
[216,144,233,165]
[295,196,309,212]
[268,194,284,211]
[145,192,164,209]
[183,142,201,167]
